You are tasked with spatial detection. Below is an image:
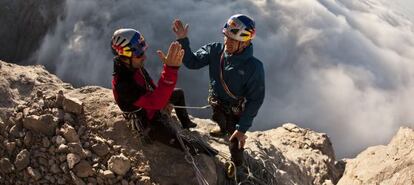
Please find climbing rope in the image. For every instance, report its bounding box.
[214,144,278,185]
[172,105,211,109]
[124,109,278,185]
[169,119,211,185]
[236,148,278,185]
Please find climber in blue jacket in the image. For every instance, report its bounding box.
[172,14,265,172]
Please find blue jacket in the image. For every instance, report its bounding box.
[178,37,265,133]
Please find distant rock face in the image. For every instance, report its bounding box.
[0,0,64,63]
[338,127,414,185]
[0,60,413,185]
[0,61,69,108]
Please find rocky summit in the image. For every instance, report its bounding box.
[0,60,413,185]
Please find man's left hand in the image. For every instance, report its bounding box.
[229,130,248,149]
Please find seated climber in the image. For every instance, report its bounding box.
[111,28,215,156]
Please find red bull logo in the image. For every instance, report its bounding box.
[112,45,124,55]
[112,44,132,57]
[229,20,238,28]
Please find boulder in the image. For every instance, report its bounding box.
[63,96,83,115]
[23,114,58,136]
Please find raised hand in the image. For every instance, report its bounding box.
[172,19,189,40]
[157,41,184,67]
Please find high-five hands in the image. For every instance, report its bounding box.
[157,41,184,67]
[172,19,189,40]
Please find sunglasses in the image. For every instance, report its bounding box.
[131,41,148,58]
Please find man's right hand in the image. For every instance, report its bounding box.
[157,41,184,67]
[172,19,189,40]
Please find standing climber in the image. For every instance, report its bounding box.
[111,28,213,155]
[172,14,265,175]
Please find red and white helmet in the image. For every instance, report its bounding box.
[111,28,148,58]
[222,14,256,42]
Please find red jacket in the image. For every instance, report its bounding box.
[112,63,178,121]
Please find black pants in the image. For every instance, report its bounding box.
[145,113,217,156]
[212,106,244,166]
[169,88,192,128]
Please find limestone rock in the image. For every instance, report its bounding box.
[68,142,86,157]
[61,123,80,143]
[23,114,58,136]
[67,153,81,169]
[0,158,14,173]
[27,166,42,181]
[338,127,414,185]
[55,91,65,108]
[70,171,86,185]
[5,141,16,154]
[55,135,66,145]
[14,149,30,171]
[246,123,341,185]
[57,144,70,153]
[23,131,33,146]
[50,163,60,174]
[108,154,131,176]
[91,142,109,157]
[42,137,50,148]
[63,96,83,115]
[73,160,94,177]
[9,125,20,138]
[100,169,115,179]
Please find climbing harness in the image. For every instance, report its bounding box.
[122,108,152,144]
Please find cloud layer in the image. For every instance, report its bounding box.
[34,0,414,158]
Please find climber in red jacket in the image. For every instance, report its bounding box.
[111,28,215,156]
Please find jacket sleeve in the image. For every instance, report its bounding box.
[236,62,265,133]
[177,37,210,69]
[133,65,178,110]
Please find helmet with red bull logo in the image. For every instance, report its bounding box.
[222,14,256,42]
[111,28,148,58]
